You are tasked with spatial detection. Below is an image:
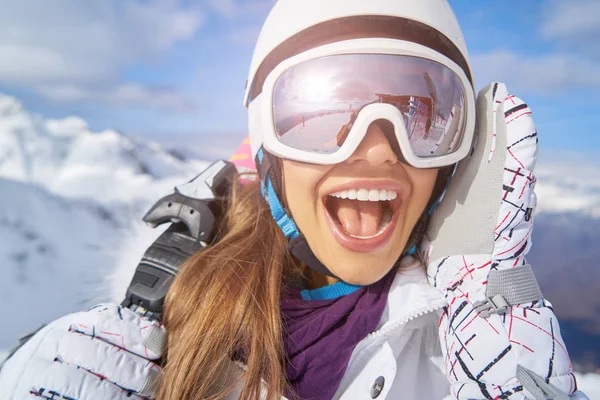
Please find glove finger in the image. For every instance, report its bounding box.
[24,358,151,400]
[49,328,161,397]
[0,308,162,400]
[75,304,166,360]
[503,94,538,172]
[421,82,508,267]
[492,85,538,260]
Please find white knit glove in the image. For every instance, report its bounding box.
[422,83,587,399]
[0,303,166,400]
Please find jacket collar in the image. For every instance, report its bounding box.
[376,257,447,332]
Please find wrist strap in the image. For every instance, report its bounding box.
[517,365,571,400]
[473,264,543,318]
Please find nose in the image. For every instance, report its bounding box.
[346,122,399,166]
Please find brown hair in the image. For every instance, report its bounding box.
[157,175,295,400]
[156,163,448,399]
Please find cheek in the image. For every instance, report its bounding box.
[406,169,439,218]
[415,170,439,201]
[281,161,329,228]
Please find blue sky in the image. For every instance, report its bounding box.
[1,0,599,155]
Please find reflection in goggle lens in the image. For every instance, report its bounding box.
[272,54,465,158]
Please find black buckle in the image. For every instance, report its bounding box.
[121,160,236,320]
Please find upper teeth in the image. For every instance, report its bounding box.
[329,188,398,201]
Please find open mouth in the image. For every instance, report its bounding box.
[323,187,402,252]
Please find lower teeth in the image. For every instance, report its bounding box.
[346,208,393,239]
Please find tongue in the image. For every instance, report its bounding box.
[332,198,383,237]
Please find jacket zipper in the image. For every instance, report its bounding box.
[372,298,446,338]
[348,297,447,360]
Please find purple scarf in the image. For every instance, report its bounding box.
[280,272,394,400]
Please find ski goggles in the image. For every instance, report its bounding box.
[250,39,476,169]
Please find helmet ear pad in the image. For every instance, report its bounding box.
[254,149,284,206]
[255,148,339,279]
[268,156,284,204]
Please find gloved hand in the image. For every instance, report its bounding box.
[0,303,166,400]
[421,83,586,399]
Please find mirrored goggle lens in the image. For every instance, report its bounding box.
[272,54,466,158]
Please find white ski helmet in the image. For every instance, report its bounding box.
[244,0,474,279]
[245,0,474,160]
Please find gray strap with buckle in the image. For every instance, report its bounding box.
[473,264,543,318]
[517,365,572,400]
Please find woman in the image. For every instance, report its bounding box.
[0,0,588,399]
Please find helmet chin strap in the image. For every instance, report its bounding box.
[255,147,339,279]
[288,236,338,278]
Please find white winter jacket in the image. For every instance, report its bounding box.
[0,259,585,399]
[222,258,585,400]
[316,263,450,399]
[222,262,451,400]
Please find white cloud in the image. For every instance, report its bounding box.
[0,44,88,85]
[471,0,600,97]
[542,0,600,58]
[37,83,197,114]
[209,0,272,44]
[0,0,204,111]
[471,50,600,94]
[229,26,261,46]
[109,84,197,113]
[208,0,240,17]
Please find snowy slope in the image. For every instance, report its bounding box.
[0,178,119,349]
[575,373,600,399]
[0,176,171,351]
[0,94,212,350]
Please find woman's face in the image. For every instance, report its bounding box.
[282,122,438,285]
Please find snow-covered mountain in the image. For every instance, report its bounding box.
[0,94,208,208]
[527,152,600,371]
[0,93,210,351]
[536,151,600,218]
[0,177,121,349]
[575,372,600,399]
